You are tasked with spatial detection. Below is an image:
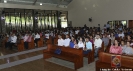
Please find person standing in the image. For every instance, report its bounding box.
[106,22,110,32]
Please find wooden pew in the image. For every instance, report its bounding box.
[83,44,95,64]
[37,37,44,47]
[2,37,8,47]
[46,36,52,44]
[98,41,104,54]
[54,38,58,45]
[105,39,111,53]
[43,44,83,70]
[17,40,24,51]
[28,38,35,49]
[96,52,133,71]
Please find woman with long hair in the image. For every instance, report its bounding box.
[109,39,122,54]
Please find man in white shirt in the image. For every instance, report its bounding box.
[63,35,71,47]
[58,35,64,46]
[118,31,124,38]
[34,33,40,47]
[94,35,102,57]
[75,29,79,35]
[10,34,17,50]
[45,32,49,39]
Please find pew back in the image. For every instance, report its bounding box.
[99,52,133,68]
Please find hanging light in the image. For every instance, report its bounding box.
[40,3,42,5]
[4,0,7,3]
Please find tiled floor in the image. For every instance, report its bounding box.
[0,46,96,71]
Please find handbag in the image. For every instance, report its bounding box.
[54,48,61,54]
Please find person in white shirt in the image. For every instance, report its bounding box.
[74,40,79,49]
[58,35,64,46]
[45,32,49,39]
[34,32,40,47]
[50,31,53,37]
[63,35,71,47]
[75,29,79,35]
[94,35,102,57]
[118,31,124,38]
[10,34,17,50]
[78,37,85,48]
[123,41,133,55]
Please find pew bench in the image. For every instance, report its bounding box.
[28,38,35,49]
[83,44,95,64]
[43,44,83,70]
[17,39,24,51]
[96,52,133,71]
[37,37,44,47]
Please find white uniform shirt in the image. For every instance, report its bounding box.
[94,38,102,48]
[45,33,49,39]
[63,38,71,47]
[11,36,17,43]
[118,33,124,38]
[58,38,64,46]
[35,34,40,39]
[78,41,85,48]
[75,30,79,34]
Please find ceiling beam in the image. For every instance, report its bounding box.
[33,0,38,5]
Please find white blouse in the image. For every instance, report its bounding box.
[78,41,85,48]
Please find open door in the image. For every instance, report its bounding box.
[128,20,133,28]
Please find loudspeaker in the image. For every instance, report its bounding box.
[89,18,92,22]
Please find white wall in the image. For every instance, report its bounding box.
[0,3,66,11]
[67,0,133,28]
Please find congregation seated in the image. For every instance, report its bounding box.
[2,24,133,58]
[109,39,133,56]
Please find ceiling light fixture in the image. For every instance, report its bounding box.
[40,3,42,5]
[4,0,7,3]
